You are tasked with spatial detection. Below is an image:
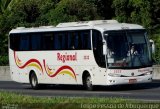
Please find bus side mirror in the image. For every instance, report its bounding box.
[150,39,155,54]
[103,43,107,55]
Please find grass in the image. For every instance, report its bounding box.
[0,91,159,109]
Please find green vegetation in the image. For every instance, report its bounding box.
[0,0,160,64]
[0,91,155,109]
[0,55,8,65]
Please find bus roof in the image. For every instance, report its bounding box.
[9,20,144,34]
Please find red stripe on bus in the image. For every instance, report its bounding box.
[43,59,76,79]
[14,51,43,73]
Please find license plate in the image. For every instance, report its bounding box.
[129,79,137,83]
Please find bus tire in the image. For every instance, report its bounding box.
[83,74,93,91]
[30,72,39,89]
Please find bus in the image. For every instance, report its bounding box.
[9,20,153,90]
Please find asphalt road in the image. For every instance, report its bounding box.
[0,81,160,101]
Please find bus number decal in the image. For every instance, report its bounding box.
[114,70,121,73]
[84,55,89,60]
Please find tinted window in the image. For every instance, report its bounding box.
[55,32,68,50]
[54,33,61,50]
[31,34,41,50]
[68,32,78,49]
[42,33,54,50]
[61,32,68,50]
[19,34,30,51]
[92,30,105,68]
[68,30,91,50]
[9,30,91,51]
[10,34,20,51]
[81,31,91,49]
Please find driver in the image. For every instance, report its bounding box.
[127,45,138,56]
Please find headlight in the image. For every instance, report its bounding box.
[145,71,153,75]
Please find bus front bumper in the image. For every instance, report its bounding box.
[106,75,152,85]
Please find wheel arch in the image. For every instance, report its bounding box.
[82,70,92,84]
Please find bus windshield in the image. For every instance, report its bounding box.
[105,30,152,69]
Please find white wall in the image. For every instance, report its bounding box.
[0,66,11,81]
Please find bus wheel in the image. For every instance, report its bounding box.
[30,72,39,89]
[84,75,93,91]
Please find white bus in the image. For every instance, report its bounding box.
[9,20,153,90]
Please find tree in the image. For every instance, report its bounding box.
[150,0,160,29]
[112,0,129,22]
[88,0,115,19]
[0,0,12,14]
[112,0,152,28]
[48,0,101,25]
[3,0,60,27]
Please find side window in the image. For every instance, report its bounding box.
[61,32,68,50]
[53,32,64,50]
[54,33,61,50]
[42,33,54,50]
[68,30,91,50]
[57,32,68,50]
[9,30,91,51]
[74,32,79,49]
[68,32,77,50]
[93,30,102,50]
[77,32,82,49]
[31,33,41,50]
[10,34,20,51]
[81,30,91,49]
[92,30,105,68]
[20,34,30,51]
